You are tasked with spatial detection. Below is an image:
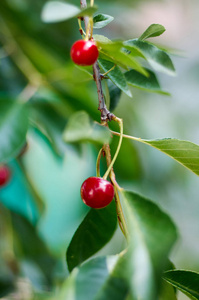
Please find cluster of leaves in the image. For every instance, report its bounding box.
[1,0,199,299]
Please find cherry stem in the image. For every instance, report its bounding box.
[96,148,102,177]
[114,188,128,238]
[103,117,123,180]
[103,144,128,237]
[102,64,116,77]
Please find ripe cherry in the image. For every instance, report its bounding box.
[80,177,114,209]
[70,40,99,66]
[0,165,11,187]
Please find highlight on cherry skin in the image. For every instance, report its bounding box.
[80,177,115,209]
[70,40,99,66]
[0,164,11,187]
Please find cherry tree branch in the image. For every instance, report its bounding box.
[80,0,113,121]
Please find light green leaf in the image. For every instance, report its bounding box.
[63,111,111,145]
[98,58,132,97]
[93,14,114,29]
[139,24,166,41]
[41,1,97,23]
[124,39,176,76]
[125,69,170,95]
[120,190,177,300]
[163,270,199,300]
[0,100,29,163]
[61,255,126,300]
[159,280,177,300]
[94,36,148,76]
[66,201,117,272]
[133,138,199,176]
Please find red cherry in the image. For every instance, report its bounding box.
[80,177,114,209]
[0,165,11,187]
[70,40,99,66]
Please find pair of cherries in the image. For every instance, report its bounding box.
[71,40,114,208]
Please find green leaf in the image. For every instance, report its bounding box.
[163,270,199,300]
[61,255,128,300]
[94,36,148,76]
[93,14,114,29]
[30,101,70,156]
[66,201,117,272]
[134,138,199,176]
[124,39,176,76]
[0,100,29,163]
[62,111,111,145]
[41,1,97,23]
[125,69,170,95]
[107,80,122,112]
[120,190,177,300]
[159,280,177,300]
[139,24,166,41]
[11,211,56,284]
[98,58,132,97]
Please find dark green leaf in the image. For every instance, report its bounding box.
[134,138,199,176]
[66,201,117,272]
[62,111,111,145]
[107,80,122,112]
[139,24,166,41]
[125,69,170,95]
[93,14,114,29]
[41,1,97,23]
[0,100,29,163]
[163,270,199,300]
[120,190,177,300]
[98,58,132,97]
[124,39,176,76]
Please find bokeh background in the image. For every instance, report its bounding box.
[0,0,199,299]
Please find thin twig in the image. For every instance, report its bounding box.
[80,0,113,122]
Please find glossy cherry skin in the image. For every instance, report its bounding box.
[81,177,114,209]
[0,165,11,187]
[70,40,99,66]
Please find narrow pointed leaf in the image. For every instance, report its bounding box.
[93,14,114,29]
[120,190,177,300]
[139,24,166,41]
[66,201,117,272]
[124,39,176,76]
[63,111,111,145]
[125,69,170,95]
[41,1,97,23]
[163,270,199,300]
[0,100,29,163]
[132,138,199,176]
[98,58,132,97]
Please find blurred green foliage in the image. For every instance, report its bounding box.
[1,0,199,299]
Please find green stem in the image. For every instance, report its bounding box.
[103,117,123,180]
[96,148,103,177]
[114,188,128,238]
